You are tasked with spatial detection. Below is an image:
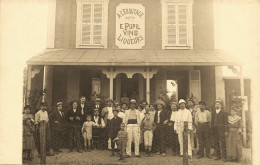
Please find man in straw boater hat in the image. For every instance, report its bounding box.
[174,99,193,159]
[34,102,55,156]
[211,99,228,162]
[101,98,115,149]
[124,99,142,158]
[49,101,66,154]
[194,101,212,159]
[153,99,170,156]
[168,101,180,156]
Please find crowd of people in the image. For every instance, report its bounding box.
[22,96,243,163]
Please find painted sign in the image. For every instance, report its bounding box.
[116,3,145,49]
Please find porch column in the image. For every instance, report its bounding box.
[240,65,247,145]
[139,74,144,101]
[215,66,225,102]
[146,68,150,104]
[26,65,32,105]
[109,67,114,99]
[116,74,121,101]
[43,65,53,109]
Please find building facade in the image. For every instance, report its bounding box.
[26,0,241,110]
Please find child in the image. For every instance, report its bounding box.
[114,123,128,161]
[23,118,35,161]
[109,109,122,156]
[82,115,97,151]
[23,105,34,121]
[141,112,156,157]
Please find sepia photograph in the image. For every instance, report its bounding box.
[0,0,260,164]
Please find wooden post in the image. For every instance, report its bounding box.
[40,121,46,164]
[109,67,114,99]
[146,68,150,104]
[240,65,247,146]
[183,121,188,165]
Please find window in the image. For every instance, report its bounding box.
[161,0,193,49]
[76,0,109,48]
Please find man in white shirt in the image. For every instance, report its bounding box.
[35,102,54,156]
[187,99,196,155]
[174,99,193,158]
[194,101,212,159]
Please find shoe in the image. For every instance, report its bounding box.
[206,155,212,159]
[197,155,204,159]
[162,153,166,156]
[77,149,83,153]
[46,153,55,156]
[223,159,228,162]
[145,153,149,157]
[155,152,160,155]
[125,155,130,158]
[215,157,221,160]
[178,155,183,157]
[135,155,141,158]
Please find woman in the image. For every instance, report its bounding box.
[23,118,35,161]
[226,108,242,162]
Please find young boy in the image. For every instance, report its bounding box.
[109,109,122,156]
[82,115,97,151]
[113,123,128,161]
[141,112,156,157]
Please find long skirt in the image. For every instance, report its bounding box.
[23,135,35,150]
[226,128,242,159]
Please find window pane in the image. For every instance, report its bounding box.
[93,25,102,44]
[94,4,102,24]
[168,25,176,45]
[168,5,176,24]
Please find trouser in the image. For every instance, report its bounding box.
[190,128,195,150]
[144,130,153,147]
[169,128,180,154]
[214,128,227,159]
[118,140,126,159]
[92,128,102,149]
[153,126,167,153]
[52,128,64,152]
[126,124,140,156]
[36,124,51,154]
[68,125,81,150]
[178,132,192,156]
[197,124,210,156]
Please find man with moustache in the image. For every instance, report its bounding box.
[195,101,212,159]
[211,100,228,162]
[174,99,193,158]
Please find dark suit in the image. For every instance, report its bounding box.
[109,116,122,150]
[168,111,180,154]
[66,109,82,151]
[211,110,228,159]
[49,110,66,152]
[90,102,104,115]
[79,103,88,123]
[92,116,104,149]
[153,110,170,153]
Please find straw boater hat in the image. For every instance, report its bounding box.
[56,101,62,107]
[178,99,186,105]
[215,99,222,104]
[154,100,166,107]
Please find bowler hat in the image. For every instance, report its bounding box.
[154,100,166,107]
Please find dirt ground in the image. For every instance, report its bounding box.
[23,148,251,165]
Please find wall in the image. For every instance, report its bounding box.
[54,0,214,49]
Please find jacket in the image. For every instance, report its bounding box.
[211,109,228,136]
[49,110,66,131]
[109,116,122,138]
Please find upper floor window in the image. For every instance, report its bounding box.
[76,0,109,48]
[161,0,193,49]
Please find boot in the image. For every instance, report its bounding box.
[87,145,91,152]
[149,151,153,157]
[111,149,114,157]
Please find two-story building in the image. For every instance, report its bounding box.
[26,0,241,110]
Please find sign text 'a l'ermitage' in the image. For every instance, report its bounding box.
[116,4,145,49]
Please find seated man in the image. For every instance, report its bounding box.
[92,109,105,149]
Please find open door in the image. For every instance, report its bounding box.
[189,70,201,101]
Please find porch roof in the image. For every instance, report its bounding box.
[26,49,241,66]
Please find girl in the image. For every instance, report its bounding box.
[23,105,34,121]
[226,108,242,162]
[82,115,97,151]
[23,118,35,161]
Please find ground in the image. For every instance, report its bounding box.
[24,148,251,165]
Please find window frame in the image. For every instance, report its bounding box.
[76,0,109,48]
[161,0,193,50]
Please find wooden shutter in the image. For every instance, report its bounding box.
[93,4,103,45]
[178,4,188,45]
[81,4,92,45]
[167,5,177,45]
[189,70,201,100]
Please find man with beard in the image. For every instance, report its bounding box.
[211,100,228,162]
[35,102,54,157]
[195,101,212,159]
[174,99,192,158]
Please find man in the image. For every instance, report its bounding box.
[49,102,66,154]
[120,92,130,104]
[125,99,141,158]
[79,96,89,121]
[195,101,212,159]
[91,97,103,114]
[66,101,83,153]
[174,99,193,158]
[153,100,169,156]
[187,99,196,155]
[35,102,54,156]
[211,100,228,162]
[168,102,180,156]
[101,98,114,149]
[109,109,123,156]
[92,109,105,149]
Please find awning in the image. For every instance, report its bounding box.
[26,49,241,66]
